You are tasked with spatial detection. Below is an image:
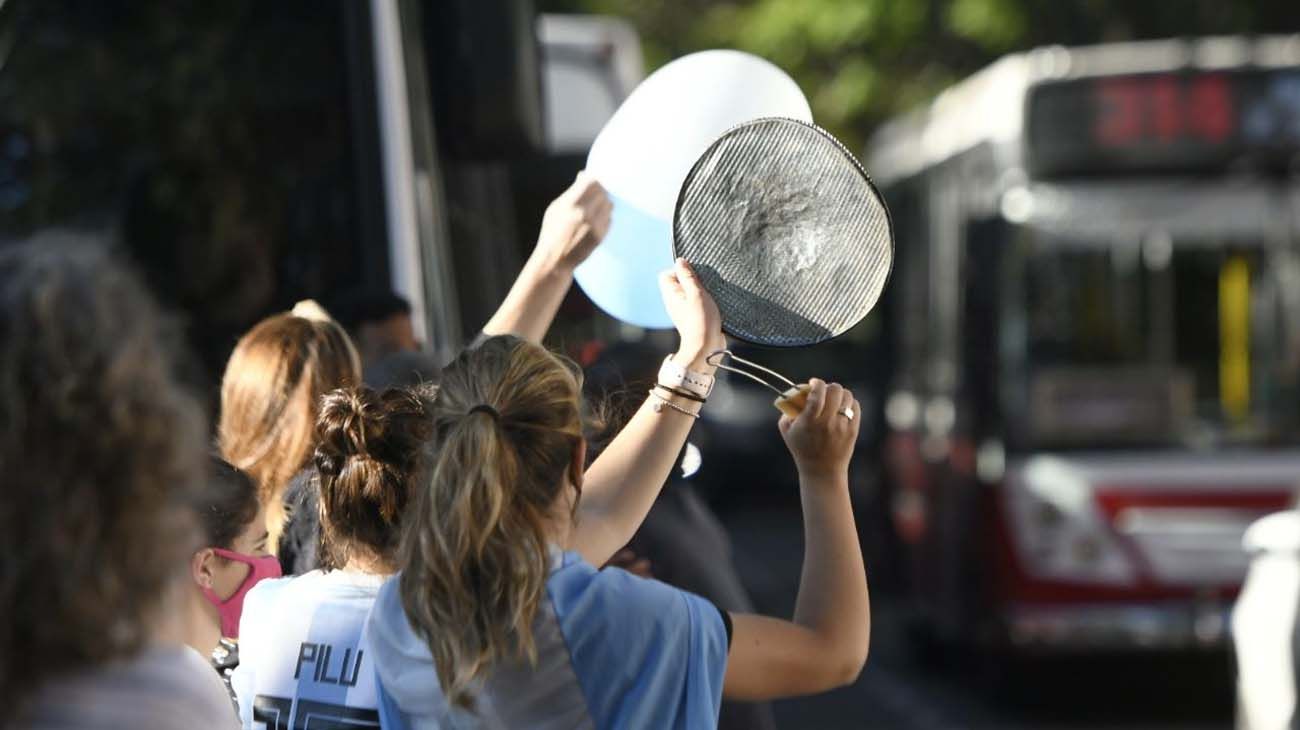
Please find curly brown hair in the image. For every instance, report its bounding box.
[0,237,208,717]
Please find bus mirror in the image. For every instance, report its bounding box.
[423,0,546,160]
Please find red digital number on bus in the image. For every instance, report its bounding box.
[1094,74,1235,147]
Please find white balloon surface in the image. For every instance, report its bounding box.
[575,50,812,329]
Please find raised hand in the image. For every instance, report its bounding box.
[778,379,860,482]
[657,258,725,372]
[534,170,613,274]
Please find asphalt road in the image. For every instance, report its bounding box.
[719,504,1235,730]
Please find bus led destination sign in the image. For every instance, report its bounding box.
[1026,68,1300,177]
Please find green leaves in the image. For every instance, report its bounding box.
[946,0,1027,52]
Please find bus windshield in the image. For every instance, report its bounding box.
[1008,234,1300,450]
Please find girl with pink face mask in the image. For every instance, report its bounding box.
[184,457,282,700]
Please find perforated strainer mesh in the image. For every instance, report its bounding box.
[673,117,893,346]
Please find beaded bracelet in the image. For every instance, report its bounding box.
[647,389,700,419]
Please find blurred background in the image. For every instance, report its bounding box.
[3,1,1300,727]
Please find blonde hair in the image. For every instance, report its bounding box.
[399,335,583,708]
[218,301,361,551]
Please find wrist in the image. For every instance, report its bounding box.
[526,247,577,280]
[670,348,717,375]
[659,355,715,401]
[796,465,850,489]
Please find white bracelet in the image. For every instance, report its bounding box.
[657,356,714,399]
[647,389,700,419]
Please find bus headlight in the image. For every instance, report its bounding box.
[1004,457,1137,586]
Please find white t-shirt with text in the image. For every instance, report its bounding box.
[232,569,385,729]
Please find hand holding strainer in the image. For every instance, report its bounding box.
[707,350,854,421]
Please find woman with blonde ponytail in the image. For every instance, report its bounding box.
[369,260,873,729]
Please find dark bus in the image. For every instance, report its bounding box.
[866,36,1300,656]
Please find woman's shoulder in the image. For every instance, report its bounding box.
[242,569,334,616]
[252,569,382,605]
[371,572,402,613]
[547,552,716,639]
[544,554,730,728]
[553,551,686,600]
[367,575,424,652]
[253,568,322,593]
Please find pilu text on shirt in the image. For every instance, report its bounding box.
[294,641,365,687]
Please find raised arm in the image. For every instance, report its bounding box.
[723,380,871,699]
[567,259,724,567]
[480,172,612,343]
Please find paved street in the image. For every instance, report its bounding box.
[720,504,1235,730]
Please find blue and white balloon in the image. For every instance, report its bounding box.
[576,50,812,329]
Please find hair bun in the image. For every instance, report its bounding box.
[313,385,435,567]
[314,387,383,478]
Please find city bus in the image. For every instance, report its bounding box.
[865,35,1300,657]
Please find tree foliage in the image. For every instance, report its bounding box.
[539,0,1299,151]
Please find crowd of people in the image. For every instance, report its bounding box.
[2,174,871,729]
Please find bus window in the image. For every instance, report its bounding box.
[1010,234,1300,450]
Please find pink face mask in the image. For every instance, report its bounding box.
[201,548,282,638]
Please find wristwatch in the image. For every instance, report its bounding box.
[657,355,715,399]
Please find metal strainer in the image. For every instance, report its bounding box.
[673,117,893,347]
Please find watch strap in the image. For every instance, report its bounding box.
[657,356,714,399]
